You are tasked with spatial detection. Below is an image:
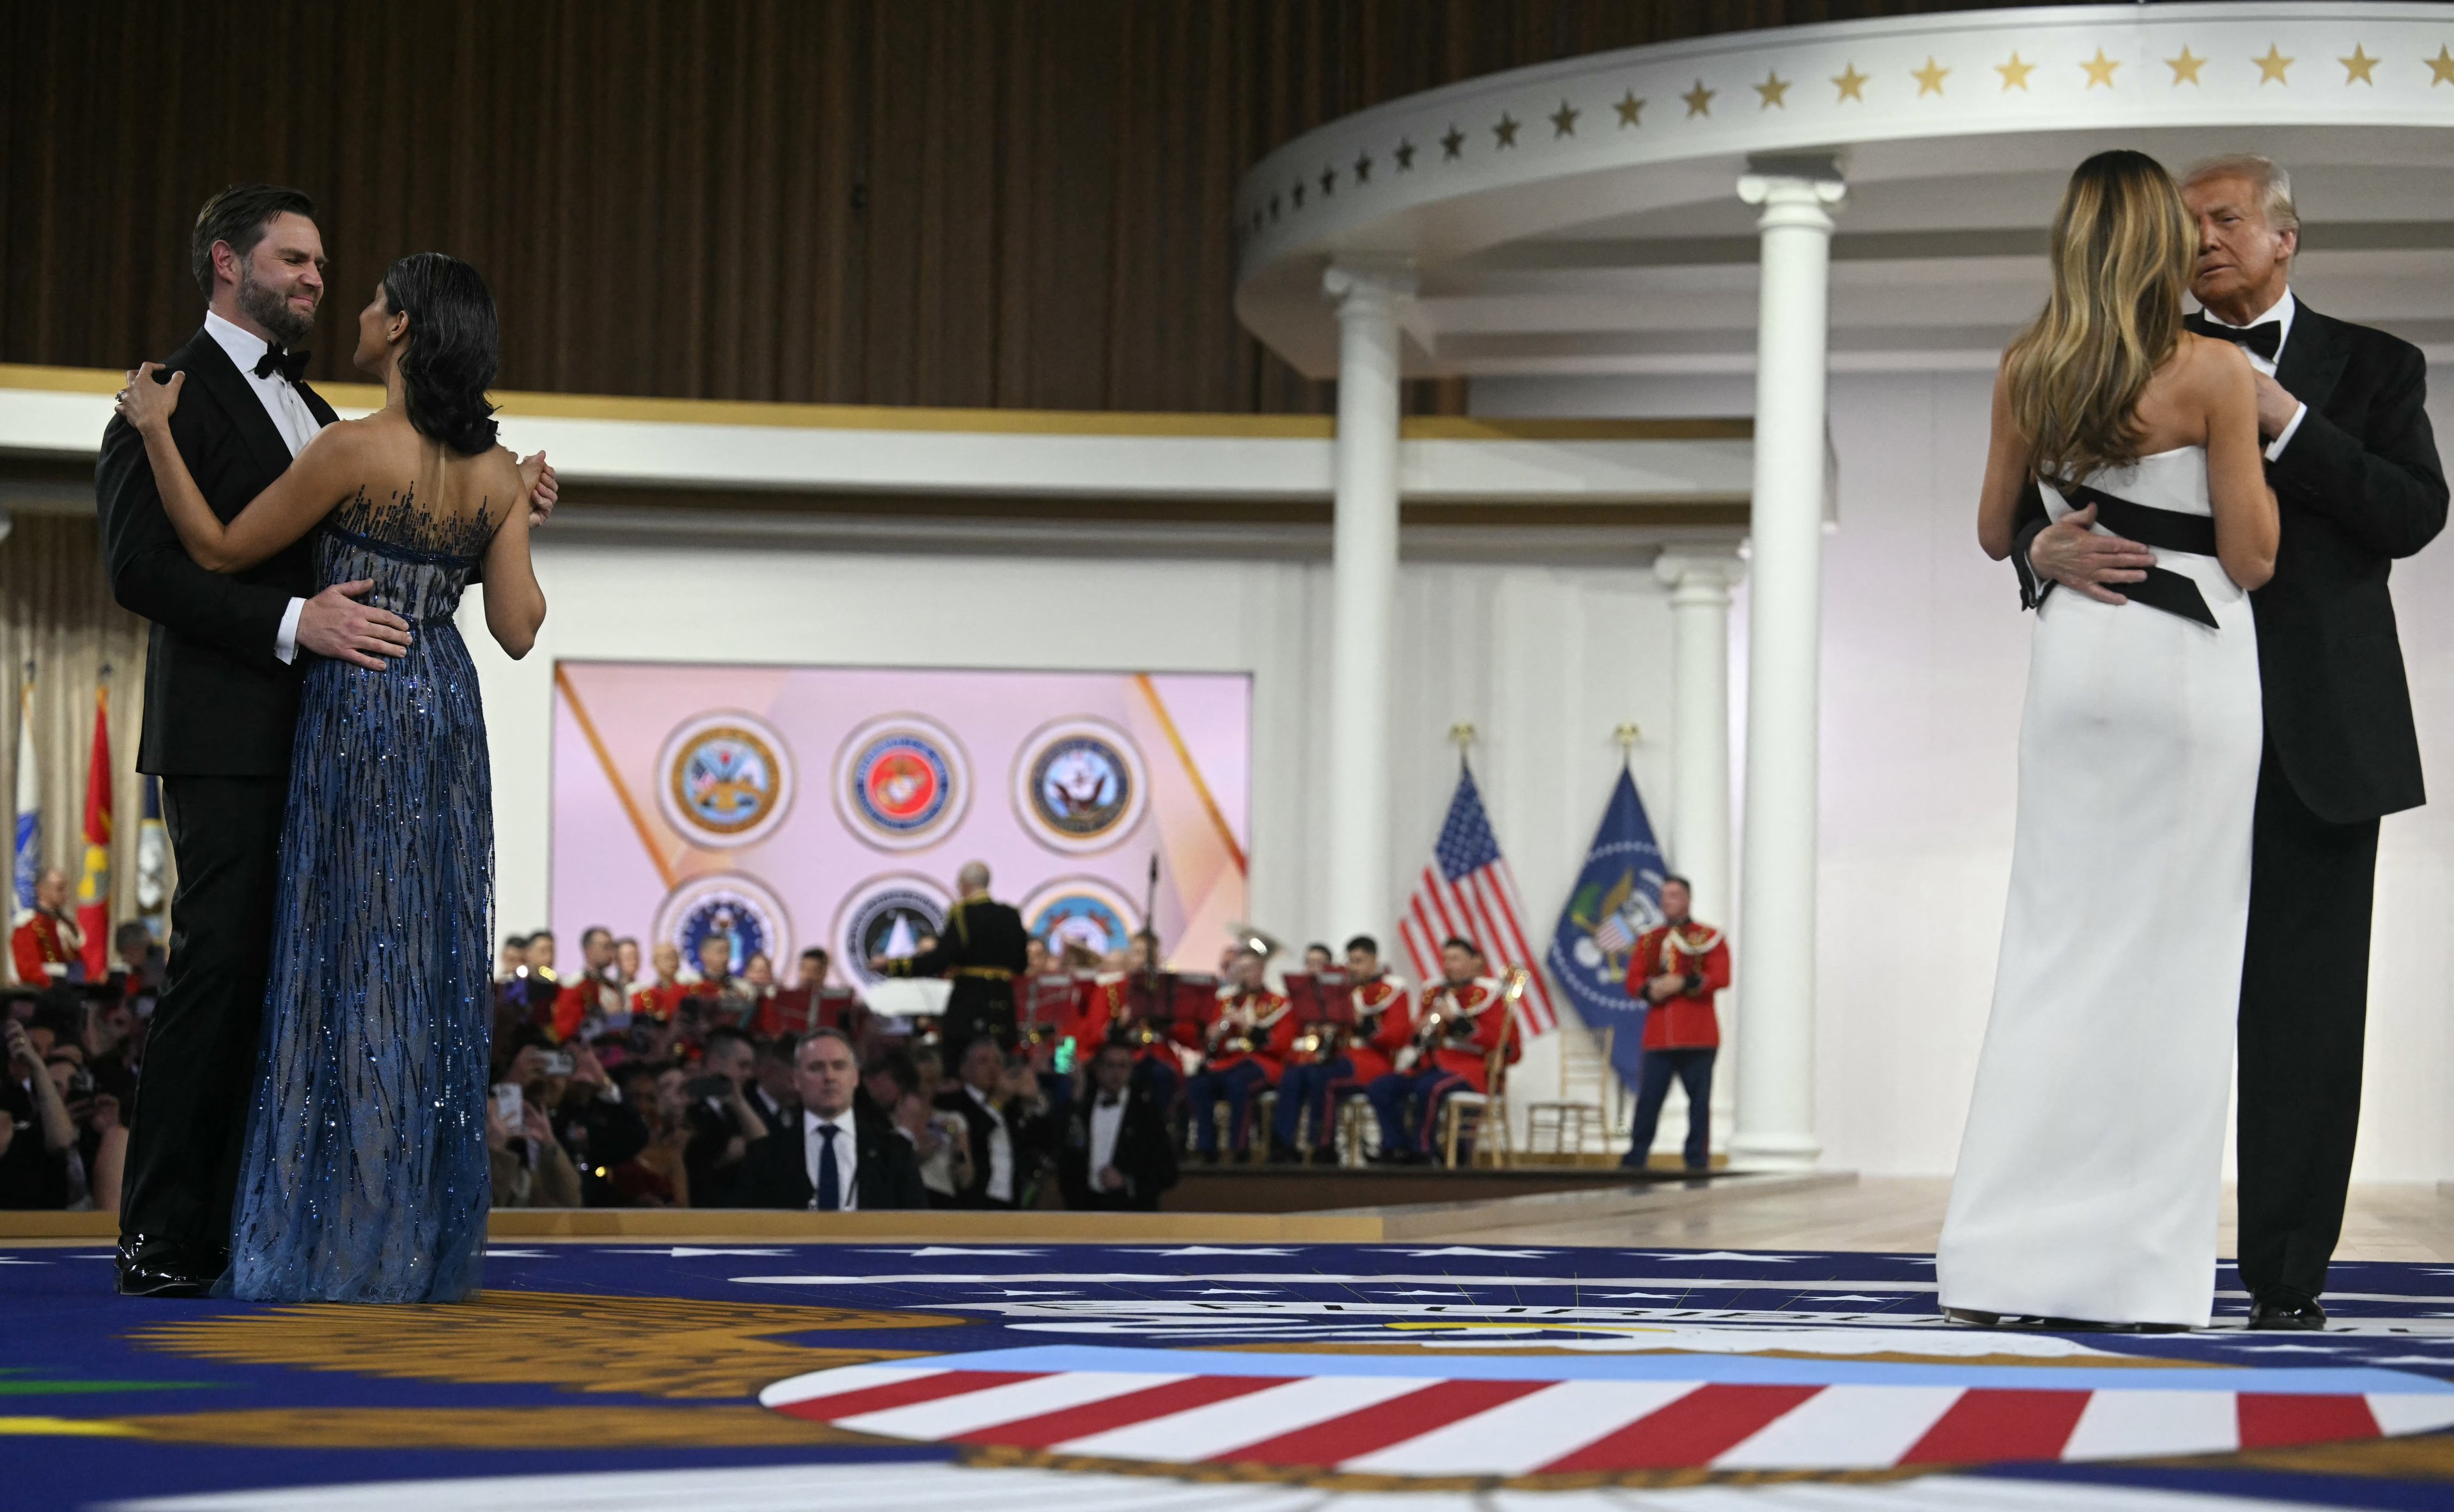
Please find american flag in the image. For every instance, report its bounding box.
[1398,766,1557,1039]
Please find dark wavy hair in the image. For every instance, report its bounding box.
[381,252,500,455]
[190,183,316,298]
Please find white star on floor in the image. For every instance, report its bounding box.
[1600,1292,1677,1300]
[1399,1247,1553,1258]
[1817,1294,1913,1302]
[1183,1288,1277,1295]
[0,1257,48,1265]
[606,1247,792,1258]
[484,1249,553,1258]
[1116,1246,1302,1256]
[868,1247,1046,1257]
[2228,1343,2345,1353]
[992,1289,1076,1297]
[2368,1355,2454,1365]
[1382,1289,1468,1297]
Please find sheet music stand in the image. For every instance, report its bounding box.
[1020,973,1079,1042]
[1281,969,1356,1030]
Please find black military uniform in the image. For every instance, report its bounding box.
[883,891,1028,1061]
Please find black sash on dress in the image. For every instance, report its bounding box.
[2052,481,2220,629]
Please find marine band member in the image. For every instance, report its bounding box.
[874,860,1029,1061]
[1272,934,1412,1165]
[1367,936,1512,1164]
[1620,875,1730,1172]
[1184,946,1290,1164]
[10,867,84,985]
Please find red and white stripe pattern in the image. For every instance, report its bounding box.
[1398,767,1557,1038]
[761,1363,2454,1474]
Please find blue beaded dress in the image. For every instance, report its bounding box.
[219,483,500,1304]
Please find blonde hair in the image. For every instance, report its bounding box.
[2005,150,2195,483]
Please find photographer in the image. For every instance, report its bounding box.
[486,1077,580,1208]
[932,1037,1055,1210]
[683,1026,769,1206]
[533,1039,648,1206]
[1,1017,76,1208]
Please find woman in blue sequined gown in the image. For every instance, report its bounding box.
[117,253,546,1302]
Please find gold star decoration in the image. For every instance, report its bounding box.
[2341,44,2379,84]
[1754,71,1791,108]
[1394,139,1418,169]
[2166,46,2206,84]
[1996,52,2035,91]
[2255,44,2294,84]
[1832,63,1869,101]
[2080,48,2120,88]
[1911,56,1950,96]
[1614,90,1645,127]
[2430,45,2454,86]
[1440,125,1466,160]
[1353,151,1373,183]
[1493,112,1520,148]
[1682,78,1716,116]
[1549,99,1579,136]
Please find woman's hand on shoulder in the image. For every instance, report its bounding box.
[114,363,182,436]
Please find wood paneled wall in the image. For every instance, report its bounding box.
[1,0,2007,414]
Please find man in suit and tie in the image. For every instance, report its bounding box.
[934,1035,1056,1209]
[741,1028,927,1211]
[1058,1040,1177,1211]
[94,185,559,1297]
[2014,155,2446,1329]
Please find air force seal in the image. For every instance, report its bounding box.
[656,712,794,849]
[835,874,952,984]
[835,716,970,851]
[1014,717,1148,853]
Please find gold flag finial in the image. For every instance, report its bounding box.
[1614,722,1642,753]
[1448,721,1477,752]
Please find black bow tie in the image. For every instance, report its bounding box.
[2185,312,2281,362]
[1097,1095,1122,1107]
[254,343,310,383]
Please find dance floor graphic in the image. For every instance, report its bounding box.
[8,1243,2454,1509]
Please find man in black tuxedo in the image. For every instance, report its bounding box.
[1058,1040,1178,1211]
[874,860,1028,1060]
[933,1035,1056,1209]
[741,1029,927,1210]
[2014,155,2446,1329]
[93,185,556,1294]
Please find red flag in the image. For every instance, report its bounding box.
[77,685,111,980]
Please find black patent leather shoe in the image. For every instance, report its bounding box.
[2248,1292,2328,1331]
[115,1237,212,1298]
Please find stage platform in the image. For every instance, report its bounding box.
[10,1180,2454,1510]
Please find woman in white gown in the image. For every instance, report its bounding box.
[1940,151,2280,1330]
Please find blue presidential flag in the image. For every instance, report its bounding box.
[1545,766,1668,1095]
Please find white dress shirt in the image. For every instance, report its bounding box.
[966,1084,1015,1204]
[1087,1093,1126,1192]
[201,311,321,664]
[2196,288,2306,461]
[803,1107,860,1211]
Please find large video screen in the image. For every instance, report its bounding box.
[549,662,1251,984]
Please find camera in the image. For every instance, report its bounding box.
[540,1051,575,1077]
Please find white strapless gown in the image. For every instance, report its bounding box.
[1938,447,2262,1329]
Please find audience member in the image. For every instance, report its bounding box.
[934,1036,1055,1208]
[538,1039,650,1203]
[1059,1041,1177,1211]
[747,1033,797,1129]
[742,1028,927,1210]
[0,1017,74,1208]
[683,1026,770,1205]
[488,1082,581,1207]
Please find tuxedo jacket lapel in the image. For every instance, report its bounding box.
[176,329,298,498]
[2276,301,2352,418]
[293,380,340,429]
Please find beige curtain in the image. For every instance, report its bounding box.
[1,511,156,978]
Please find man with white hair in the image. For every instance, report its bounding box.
[2014,153,2447,1330]
[874,859,1028,1062]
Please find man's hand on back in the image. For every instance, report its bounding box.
[297,580,411,670]
[2026,503,2157,606]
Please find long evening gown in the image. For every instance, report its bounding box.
[220,482,500,1304]
[1938,447,2262,1329]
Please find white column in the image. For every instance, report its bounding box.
[1322,260,1416,945]
[1731,159,1842,1171]
[1653,550,1743,929]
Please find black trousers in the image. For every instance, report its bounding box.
[2237,743,2382,1302]
[1626,1047,1716,1169]
[119,775,287,1265]
[939,980,1015,1067]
